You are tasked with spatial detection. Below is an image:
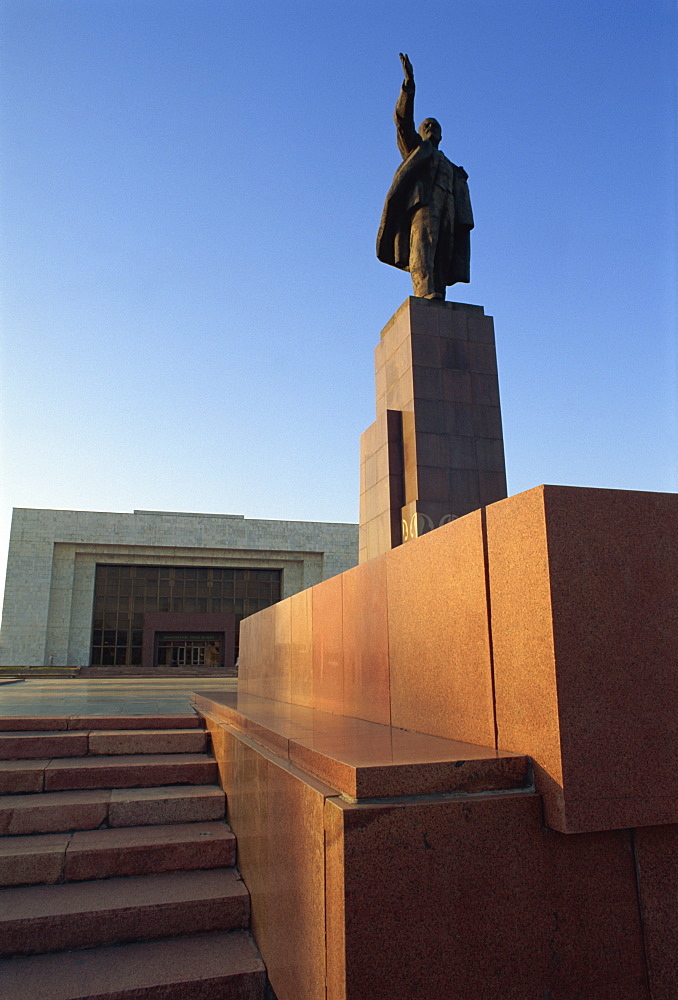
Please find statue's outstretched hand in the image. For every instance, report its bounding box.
[399,52,414,90]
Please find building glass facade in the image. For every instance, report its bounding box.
[90,564,281,666]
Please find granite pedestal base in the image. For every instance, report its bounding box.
[359,298,507,562]
[194,691,673,1000]
[195,484,677,999]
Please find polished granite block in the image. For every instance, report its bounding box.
[192,692,528,799]
[634,824,678,1000]
[340,557,390,726]
[311,575,344,715]
[271,597,292,705]
[289,587,314,709]
[487,484,678,833]
[387,508,496,747]
[485,486,563,796]
[360,298,507,561]
[238,603,275,699]
[359,409,404,563]
[325,793,649,1000]
[236,484,677,837]
[204,718,335,1000]
[198,695,673,1000]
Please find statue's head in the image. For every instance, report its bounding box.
[418,118,442,147]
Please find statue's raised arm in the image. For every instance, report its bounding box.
[376,53,474,300]
[399,52,415,93]
[395,53,418,158]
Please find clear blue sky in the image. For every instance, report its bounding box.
[1,0,676,587]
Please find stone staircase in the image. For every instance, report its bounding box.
[0,714,266,999]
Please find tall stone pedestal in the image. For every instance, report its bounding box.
[195,485,678,1000]
[359,297,507,562]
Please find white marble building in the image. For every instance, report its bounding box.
[0,508,358,667]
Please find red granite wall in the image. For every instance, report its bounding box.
[239,484,678,835]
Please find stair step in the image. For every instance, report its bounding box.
[69,714,203,730]
[0,729,207,760]
[0,714,203,732]
[0,732,89,760]
[88,728,207,755]
[0,867,249,956]
[65,821,236,882]
[43,753,218,791]
[0,928,265,999]
[0,821,235,887]
[108,784,225,827]
[0,832,69,887]
[0,789,110,835]
[0,760,49,794]
[0,785,225,835]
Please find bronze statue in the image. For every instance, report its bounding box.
[377,54,474,299]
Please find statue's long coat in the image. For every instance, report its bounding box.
[376,86,474,286]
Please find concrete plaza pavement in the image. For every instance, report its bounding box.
[0,677,238,717]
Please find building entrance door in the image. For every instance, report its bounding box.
[155,632,221,668]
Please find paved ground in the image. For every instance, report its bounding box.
[0,677,238,717]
